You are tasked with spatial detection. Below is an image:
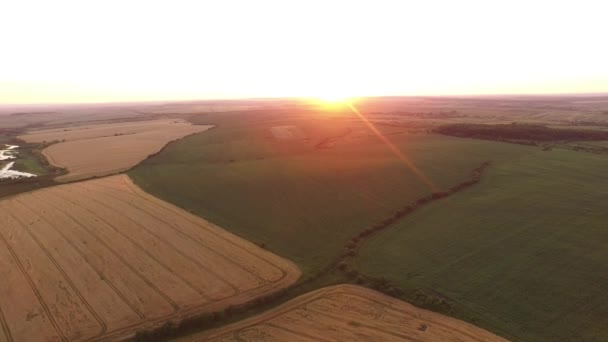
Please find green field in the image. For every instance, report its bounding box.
[359,148,608,341]
[11,145,50,175]
[130,113,533,274]
[0,133,51,177]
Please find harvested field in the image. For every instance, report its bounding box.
[18,119,212,181]
[177,284,507,342]
[0,174,300,342]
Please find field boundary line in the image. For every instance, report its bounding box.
[333,161,492,274]
[94,273,302,342]
[0,207,68,342]
[0,305,13,342]
[185,287,338,341]
[120,176,290,277]
[90,181,277,282]
[49,190,212,301]
[112,176,289,274]
[84,182,273,285]
[194,286,495,342]
[76,190,242,296]
[13,196,146,320]
[4,206,108,338]
[30,191,181,313]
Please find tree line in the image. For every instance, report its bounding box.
[435,123,608,143]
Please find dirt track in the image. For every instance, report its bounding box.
[177,284,507,342]
[0,175,300,342]
[18,119,212,182]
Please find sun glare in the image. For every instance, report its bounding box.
[316,94,351,103]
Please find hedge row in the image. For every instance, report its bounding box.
[339,161,491,263]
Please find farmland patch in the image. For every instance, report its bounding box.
[359,149,608,341]
[177,285,506,342]
[0,174,299,341]
[18,119,212,182]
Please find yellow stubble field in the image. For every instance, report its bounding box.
[178,284,507,342]
[0,174,300,342]
[18,119,212,182]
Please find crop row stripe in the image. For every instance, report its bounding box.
[0,206,68,342]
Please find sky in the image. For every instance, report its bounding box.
[1,0,607,104]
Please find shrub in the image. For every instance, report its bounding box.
[431,192,448,199]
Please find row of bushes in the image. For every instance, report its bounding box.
[139,127,216,166]
[331,163,494,311]
[337,267,453,313]
[134,287,290,341]
[338,161,491,265]
[30,144,65,175]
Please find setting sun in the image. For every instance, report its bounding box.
[315,93,352,103]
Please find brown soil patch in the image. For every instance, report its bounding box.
[177,284,507,342]
[18,119,212,182]
[0,175,300,342]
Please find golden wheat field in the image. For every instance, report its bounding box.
[18,119,212,181]
[0,175,300,342]
[178,284,507,342]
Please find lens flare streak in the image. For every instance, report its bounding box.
[345,101,439,192]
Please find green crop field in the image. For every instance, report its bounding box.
[129,112,533,274]
[359,148,608,341]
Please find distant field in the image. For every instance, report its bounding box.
[0,106,144,129]
[19,119,212,182]
[130,113,533,274]
[0,174,299,341]
[177,284,507,342]
[359,149,608,341]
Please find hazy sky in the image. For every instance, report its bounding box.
[1,0,607,104]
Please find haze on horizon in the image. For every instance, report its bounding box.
[1,0,607,105]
